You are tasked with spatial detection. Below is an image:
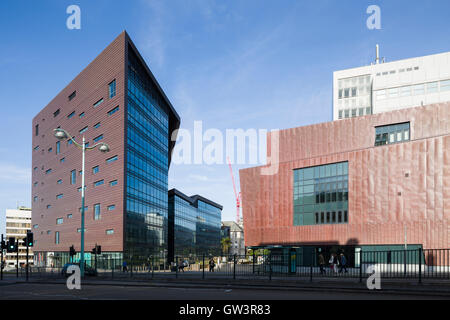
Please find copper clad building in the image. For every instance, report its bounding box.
[240,103,450,260]
[31,32,180,265]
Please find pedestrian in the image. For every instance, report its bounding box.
[318,253,326,275]
[209,258,215,272]
[332,253,339,274]
[339,253,348,273]
[123,260,128,272]
[328,254,334,273]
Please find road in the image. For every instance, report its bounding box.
[0,282,448,300]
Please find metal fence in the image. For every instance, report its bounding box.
[3,248,450,283]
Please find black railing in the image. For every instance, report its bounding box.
[6,248,450,284]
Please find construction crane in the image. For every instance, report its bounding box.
[227,157,241,224]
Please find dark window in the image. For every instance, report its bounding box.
[70,170,76,185]
[55,231,60,244]
[93,135,103,142]
[106,155,118,163]
[94,122,101,129]
[375,122,410,146]
[93,98,104,108]
[94,180,104,187]
[79,112,85,118]
[109,180,118,186]
[79,126,88,134]
[68,111,75,119]
[35,124,39,136]
[69,91,76,101]
[56,141,60,154]
[109,80,116,98]
[53,109,60,117]
[107,106,119,116]
[94,204,101,220]
[92,166,99,174]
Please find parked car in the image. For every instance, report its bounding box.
[61,263,98,277]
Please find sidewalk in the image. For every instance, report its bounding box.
[3,274,450,297]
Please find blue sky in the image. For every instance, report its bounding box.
[1,0,450,234]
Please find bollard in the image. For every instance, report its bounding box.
[359,251,363,283]
[252,251,255,275]
[418,248,422,284]
[202,254,205,279]
[233,254,237,280]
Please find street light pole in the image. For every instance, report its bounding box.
[80,135,86,277]
[53,128,110,278]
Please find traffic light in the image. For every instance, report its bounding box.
[69,245,76,257]
[0,238,5,250]
[26,232,33,247]
[7,237,17,253]
[92,245,101,255]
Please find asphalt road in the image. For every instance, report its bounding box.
[0,283,448,300]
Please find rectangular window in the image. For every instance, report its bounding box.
[92,166,99,174]
[67,214,73,219]
[413,84,425,95]
[48,147,53,153]
[60,157,65,163]
[388,88,398,98]
[375,122,410,146]
[400,86,411,97]
[93,135,103,142]
[56,141,60,154]
[440,80,450,92]
[79,126,88,134]
[106,229,114,235]
[68,91,76,101]
[106,155,118,163]
[93,98,104,108]
[107,205,116,211]
[94,204,101,220]
[55,231,60,244]
[53,109,60,117]
[109,180,118,186]
[34,145,40,151]
[293,162,348,226]
[94,122,101,129]
[427,82,438,93]
[94,180,104,187]
[107,106,119,116]
[56,218,63,225]
[79,112,85,119]
[109,80,116,98]
[35,124,39,136]
[56,194,63,199]
[338,110,343,119]
[45,169,52,174]
[57,179,62,184]
[376,90,386,100]
[47,205,51,209]
[71,170,76,185]
[68,111,75,119]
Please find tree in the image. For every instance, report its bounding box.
[221,237,231,255]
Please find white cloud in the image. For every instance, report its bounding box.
[0,163,30,184]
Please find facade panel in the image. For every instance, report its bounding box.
[240,102,450,251]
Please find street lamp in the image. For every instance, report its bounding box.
[53,128,110,277]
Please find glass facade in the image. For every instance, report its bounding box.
[293,162,348,226]
[168,191,222,262]
[125,48,170,259]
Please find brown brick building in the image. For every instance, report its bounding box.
[240,102,450,262]
[31,31,180,266]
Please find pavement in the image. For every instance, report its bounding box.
[2,273,450,298]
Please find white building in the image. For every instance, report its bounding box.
[333,46,450,120]
[4,207,33,269]
[221,221,245,256]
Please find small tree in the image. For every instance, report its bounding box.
[221,237,232,255]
